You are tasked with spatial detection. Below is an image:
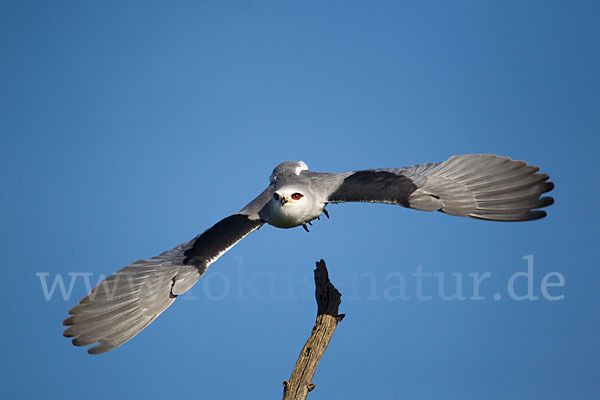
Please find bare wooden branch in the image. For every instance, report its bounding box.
[282,259,345,400]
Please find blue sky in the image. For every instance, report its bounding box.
[1,1,599,399]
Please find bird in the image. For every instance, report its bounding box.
[63,154,554,354]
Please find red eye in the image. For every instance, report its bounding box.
[291,193,303,200]
[273,193,280,200]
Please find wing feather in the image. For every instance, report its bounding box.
[63,187,270,354]
[313,154,554,222]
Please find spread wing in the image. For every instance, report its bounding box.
[63,186,272,354]
[310,154,554,221]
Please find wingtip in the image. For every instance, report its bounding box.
[539,196,554,208]
[525,210,547,221]
[63,327,76,338]
[87,344,109,355]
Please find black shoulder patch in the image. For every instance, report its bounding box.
[327,171,417,207]
[183,214,262,266]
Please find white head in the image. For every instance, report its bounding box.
[262,185,321,229]
[273,187,305,207]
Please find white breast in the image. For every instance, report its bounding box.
[260,195,324,229]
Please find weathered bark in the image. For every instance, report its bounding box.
[282,259,345,400]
